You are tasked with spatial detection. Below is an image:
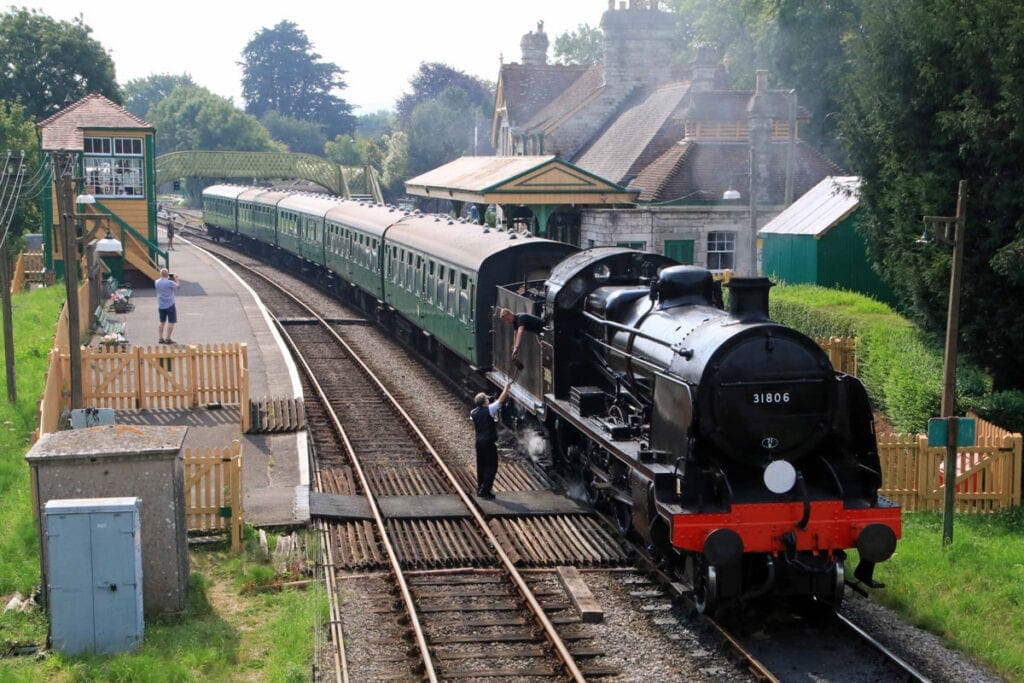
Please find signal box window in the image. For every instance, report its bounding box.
[707,231,735,270]
[83,136,144,198]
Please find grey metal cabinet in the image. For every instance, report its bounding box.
[44,497,144,655]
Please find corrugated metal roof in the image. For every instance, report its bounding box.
[757,176,861,237]
[406,156,557,192]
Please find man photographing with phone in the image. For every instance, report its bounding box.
[156,268,180,344]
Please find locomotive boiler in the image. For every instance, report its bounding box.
[492,248,900,612]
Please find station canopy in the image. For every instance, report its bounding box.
[404,155,638,207]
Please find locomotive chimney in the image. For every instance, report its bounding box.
[725,277,774,321]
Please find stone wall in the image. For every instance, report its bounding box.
[579,204,781,275]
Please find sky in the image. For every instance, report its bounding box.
[21,0,607,114]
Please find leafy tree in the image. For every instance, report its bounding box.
[406,87,478,177]
[123,73,195,120]
[261,111,327,155]
[0,100,40,239]
[240,21,355,139]
[553,24,604,65]
[395,63,493,128]
[0,8,121,119]
[356,110,394,140]
[147,86,278,155]
[324,135,364,167]
[841,0,1024,389]
[381,131,409,200]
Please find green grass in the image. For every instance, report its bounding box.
[872,509,1024,680]
[0,287,324,680]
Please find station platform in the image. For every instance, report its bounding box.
[95,227,309,527]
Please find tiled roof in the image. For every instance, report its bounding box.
[523,63,606,132]
[628,141,844,204]
[685,90,810,120]
[498,63,590,130]
[759,176,861,236]
[574,82,690,184]
[37,94,153,151]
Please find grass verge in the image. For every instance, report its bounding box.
[873,509,1024,680]
[0,287,324,679]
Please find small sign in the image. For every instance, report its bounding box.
[927,417,976,448]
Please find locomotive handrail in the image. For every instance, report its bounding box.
[581,310,693,355]
[583,333,670,376]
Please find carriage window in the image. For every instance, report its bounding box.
[459,273,470,321]
[436,265,446,307]
[447,270,457,315]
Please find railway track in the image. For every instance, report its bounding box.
[205,245,626,681]
[185,222,934,682]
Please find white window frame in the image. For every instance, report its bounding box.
[706,231,736,271]
[83,136,145,199]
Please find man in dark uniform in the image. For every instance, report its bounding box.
[470,379,512,499]
[498,308,545,359]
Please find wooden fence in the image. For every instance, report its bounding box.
[878,414,1022,513]
[184,440,243,552]
[67,342,249,411]
[816,336,857,376]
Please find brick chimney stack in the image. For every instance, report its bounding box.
[520,21,549,65]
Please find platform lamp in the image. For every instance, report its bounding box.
[920,179,968,546]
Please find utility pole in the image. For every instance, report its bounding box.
[0,249,15,402]
[923,180,968,546]
[53,152,84,410]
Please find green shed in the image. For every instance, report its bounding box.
[759,176,894,303]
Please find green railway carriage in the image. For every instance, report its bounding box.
[239,189,290,245]
[277,194,342,266]
[382,220,577,367]
[323,201,402,301]
[202,185,245,234]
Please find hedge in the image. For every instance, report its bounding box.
[768,284,993,434]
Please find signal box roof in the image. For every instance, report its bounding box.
[37,94,153,151]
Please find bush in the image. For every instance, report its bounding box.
[966,390,1024,434]
[771,284,993,433]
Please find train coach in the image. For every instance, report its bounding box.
[201,185,575,369]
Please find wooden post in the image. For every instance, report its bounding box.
[924,180,968,545]
[54,153,84,410]
[0,248,16,402]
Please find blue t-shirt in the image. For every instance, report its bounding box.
[155,277,178,309]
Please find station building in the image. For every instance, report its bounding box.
[37,93,163,282]
[485,1,841,275]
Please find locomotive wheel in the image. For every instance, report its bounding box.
[825,559,845,608]
[694,563,718,615]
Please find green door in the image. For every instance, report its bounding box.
[664,240,694,264]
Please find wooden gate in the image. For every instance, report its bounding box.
[184,440,243,552]
[878,428,1022,512]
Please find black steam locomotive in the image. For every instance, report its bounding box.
[491,248,900,612]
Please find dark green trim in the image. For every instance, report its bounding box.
[40,148,54,271]
[146,134,157,255]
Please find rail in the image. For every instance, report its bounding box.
[241,257,586,682]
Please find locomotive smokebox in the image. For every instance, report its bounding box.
[725,277,774,322]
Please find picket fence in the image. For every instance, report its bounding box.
[185,440,244,552]
[877,415,1021,513]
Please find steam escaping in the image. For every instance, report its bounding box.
[515,428,551,466]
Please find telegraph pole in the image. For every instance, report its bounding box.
[924,180,968,546]
[0,249,15,402]
[53,152,84,410]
